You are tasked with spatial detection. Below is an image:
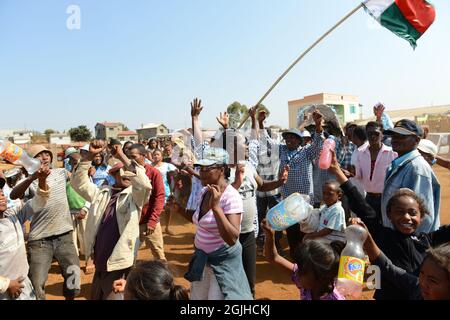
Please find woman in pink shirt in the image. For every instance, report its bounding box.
[354,122,397,222]
[180,148,252,300]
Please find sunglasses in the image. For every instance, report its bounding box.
[0,178,5,189]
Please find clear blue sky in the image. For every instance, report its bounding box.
[1,0,449,133]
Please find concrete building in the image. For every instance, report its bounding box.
[95,122,125,140]
[136,123,169,140]
[117,130,138,142]
[288,93,362,128]
[50,133,72,145]
[0,129,16,141]
[13,130,33,144]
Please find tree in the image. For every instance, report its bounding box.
[69,125,92,142]
[44,129,57,142]
[227,102,249,129]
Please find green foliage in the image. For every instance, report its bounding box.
[227,101,249,129]
[69,125,92,142]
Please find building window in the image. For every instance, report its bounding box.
[350,105,356,114]
[109,128,114,131]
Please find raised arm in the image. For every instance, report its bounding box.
[328,151,380,236]
[191,98,204,148]
[261,219,294,274]
[305,110,325,161]
[256,165,289,192]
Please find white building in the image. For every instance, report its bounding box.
[288,93,362,128]
[13,130,33,144]
[50,133,72,145]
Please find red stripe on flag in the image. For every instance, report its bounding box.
[395,0,436,34]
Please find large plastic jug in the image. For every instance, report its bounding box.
[0,140,41,174]
[318,136,336,170]
[336,224,368,299]
[266,193,312,231]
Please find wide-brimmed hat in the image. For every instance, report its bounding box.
[27,145,53,160]
[194,148,229,167]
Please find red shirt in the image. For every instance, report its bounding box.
[140,164,166,229]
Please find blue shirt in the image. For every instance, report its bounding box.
[92,164,115,187]
[264,131,324,202]
[382,149,441,233]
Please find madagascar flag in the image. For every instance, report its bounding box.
[363,0,436,48]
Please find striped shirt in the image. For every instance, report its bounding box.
[28,168,73,241]
[193,185,243,254]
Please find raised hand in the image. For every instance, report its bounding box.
[36,165,51,180]
[89,140,107,156]
[249,106,258,119]
[373,103,385,120]
[328,150,341,175]
[207,184,223,211]
[216,112,229,129]
[191,98,203,118]
[312,110,324,126]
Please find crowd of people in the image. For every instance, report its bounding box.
[1,100,449,301]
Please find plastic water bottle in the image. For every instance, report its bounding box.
[266,193,312,231]
[318,136,336,170]
[0,140,41,174]
[336,224,368,299]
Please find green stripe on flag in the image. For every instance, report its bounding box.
[381,3,422,48]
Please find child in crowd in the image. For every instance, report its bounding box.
[152,149,178,235]
[329,151,450,300]
[0,167,50,300]
[350,218,450,300]
[303,181,346,244]
[112,260,189,300]
[261,219,345,300]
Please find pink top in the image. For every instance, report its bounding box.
[354,144,398,194]
[292,264,345,300]
[193,185,243,254]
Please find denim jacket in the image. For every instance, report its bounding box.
[381,150,441,233]
[185,242,253,300]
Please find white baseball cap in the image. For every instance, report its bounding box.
[418,139,438,157]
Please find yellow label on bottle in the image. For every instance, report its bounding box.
[0,142,23,163]
[338,256,365,284]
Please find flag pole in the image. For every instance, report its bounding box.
[238,3,364,129]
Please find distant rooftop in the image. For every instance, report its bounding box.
[97,122,123,127]
[138,123,167,129]
[117,131,137,136]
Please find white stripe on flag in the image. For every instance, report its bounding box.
[363,0,395,20]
